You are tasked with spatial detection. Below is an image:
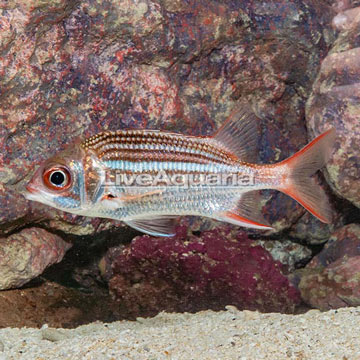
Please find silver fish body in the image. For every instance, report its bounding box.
[24,106,335,236]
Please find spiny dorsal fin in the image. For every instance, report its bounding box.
[124,216,179,237]
[212,105,259,162]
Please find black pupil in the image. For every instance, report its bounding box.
[50,171,65,186]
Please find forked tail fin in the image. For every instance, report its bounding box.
[277,128,336,223]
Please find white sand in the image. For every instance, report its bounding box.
[0,306,359,359]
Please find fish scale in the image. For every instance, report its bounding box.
[100,187,239,220]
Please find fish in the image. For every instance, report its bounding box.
[24,106,336,237]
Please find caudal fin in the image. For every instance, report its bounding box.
[277,128,336,223]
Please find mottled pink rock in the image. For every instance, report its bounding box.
[0,0,342,290]
[0,227,71,290]
[288,207,344,245]
[103,227,301,318]
[332,6,360,30]
[253,239,312,273]
[0,185,30,235]
[307,223,360,268]
[0,0,335,237]
[300,256,360,310]
[307,3,360,208]
[298,224,360,310]
[332,0,360,13]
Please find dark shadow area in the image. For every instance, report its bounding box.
[0,227,140,329]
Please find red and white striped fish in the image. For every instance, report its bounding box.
[24,107,336,236]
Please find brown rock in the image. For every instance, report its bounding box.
[299,256,360,310]
[307,4,360,208]
[298,224,360,310]
[0,228,71,289]
[0,280,116,328]
[288,209,344,245]
[0,0,343,292]
[308,223,360,267]
[0,0,335,237]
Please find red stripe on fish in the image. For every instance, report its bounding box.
[81,129,239,166]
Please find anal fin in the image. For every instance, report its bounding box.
[218,191,273,230]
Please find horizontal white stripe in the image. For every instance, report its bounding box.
[103,160,238,173]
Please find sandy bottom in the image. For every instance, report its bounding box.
[0,306,359,359]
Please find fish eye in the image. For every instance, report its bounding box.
[50,170,66,186]
[43,166,72,191]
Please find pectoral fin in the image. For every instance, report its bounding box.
[100,190,163,210]
[125,216,179,237]
[120,189,163,201]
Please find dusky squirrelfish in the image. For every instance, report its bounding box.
[24,106,336,236]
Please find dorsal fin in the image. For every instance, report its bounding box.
[212,105,259,162]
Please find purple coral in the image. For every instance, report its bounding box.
[104,227,300,318]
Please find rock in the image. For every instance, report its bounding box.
[306,3,360,208]
[332,6,360,30]
[0,0,335,237]
[308,223,360,268]
[299,256,360,310]
[331,0,360,28]
[288,209,344,245]
[0,280,117,328]
[298,224,360,310]
[0,0,346,294]
[0,185,30,235]
[253,239,312,272]
[41,328,70,342]
[103,227,301,318]
[332,0,360,13]
[0,228,71,289]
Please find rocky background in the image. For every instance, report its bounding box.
[0,0,359,328]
